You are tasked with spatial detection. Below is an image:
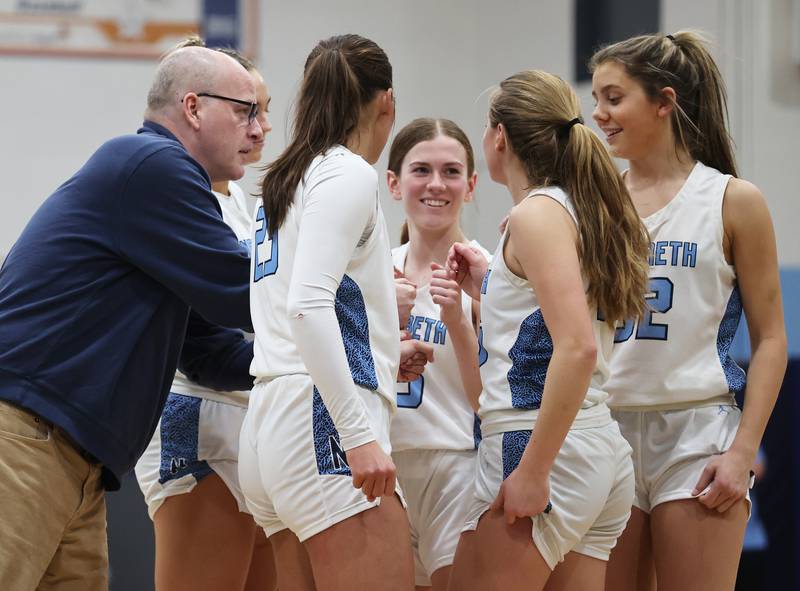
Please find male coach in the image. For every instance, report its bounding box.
[0,46,262,589]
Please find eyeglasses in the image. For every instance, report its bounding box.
[195,92,259,125]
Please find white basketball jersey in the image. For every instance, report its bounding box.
[478,187,612,437]
[390,241,490,452]
[606,162,745,409]
[249,146,399,409]
[171,181,253,407]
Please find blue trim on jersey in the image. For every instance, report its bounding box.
[335,275,379,390]
[717,286,746,395]
[501,430,531,480]
[480,270,491,295]
[158,393,214,484]
[507,309,552,409]
[312,387,352,477]
[473,414,482,449]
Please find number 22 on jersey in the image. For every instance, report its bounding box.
[611,277,674,342]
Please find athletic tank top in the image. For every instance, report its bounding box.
[479,186,612,436]
[171,181,253,407]
[390,241,490,452]
[606,161,745,409]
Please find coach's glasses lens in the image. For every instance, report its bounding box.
[196,92,258,125]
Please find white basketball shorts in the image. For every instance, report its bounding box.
[238,374,401,542]
[135,392,248,519]
[611,402,750,513]
[463,404,634,570]
[393,448,476,585]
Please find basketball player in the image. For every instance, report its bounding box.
[135,45,277,591]
[591,32,787,591]
[446,70,650,591]
[238,34,430,591]
[386,118,489,591]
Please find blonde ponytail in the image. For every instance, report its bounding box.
[489,70,649,323]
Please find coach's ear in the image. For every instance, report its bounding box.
[180,92,202,130]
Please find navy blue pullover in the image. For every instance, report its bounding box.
[0,122,253,489]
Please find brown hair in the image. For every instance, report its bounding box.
[260,34,392,234]
[387,118,475,245]
[589,31,738,176]
[489,70,649,323]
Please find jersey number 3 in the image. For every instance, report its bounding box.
[397,375,424,409]
[253,206,279,282]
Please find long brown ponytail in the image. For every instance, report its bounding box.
[489,70,649,323]
[589,31,738,176]
[260,34,392,235]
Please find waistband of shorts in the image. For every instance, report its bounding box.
[480,401,612,437]
[252,373,396,410]
[608,394,737,413]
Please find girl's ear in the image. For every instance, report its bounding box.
[495,123,508,153]
[657,86,677,118]
[383,88,395,116]
[387,170,402,201]
[464,171,477,203]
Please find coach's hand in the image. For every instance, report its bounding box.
[490,467,551,525]
[347,440,397,502]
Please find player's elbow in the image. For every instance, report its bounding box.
[558,337,597,371]
[286,290,335,322]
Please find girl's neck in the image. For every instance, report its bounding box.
[211,180,231,196]
[626,137,695,189]
[504,159,533,205]
[403,224,466,286]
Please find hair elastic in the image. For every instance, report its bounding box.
[666,34,676,42]
[563,116,583,133]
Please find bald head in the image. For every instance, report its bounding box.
[145,46,249,116]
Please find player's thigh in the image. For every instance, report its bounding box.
[303,494,413,591]
[545,551,607,591]
[651,498,747,591]
[605,506,654,591]
[244,528,277,591]
[448,510,551,591]
[429,564,451,591]
[153,473,258,591]
[268,528,316,591]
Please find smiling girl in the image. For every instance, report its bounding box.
[591,31,787,591]
[386,118,488,591]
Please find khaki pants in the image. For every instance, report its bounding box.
[0,400,108,590]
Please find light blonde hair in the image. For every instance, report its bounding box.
[489,70,649,323]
